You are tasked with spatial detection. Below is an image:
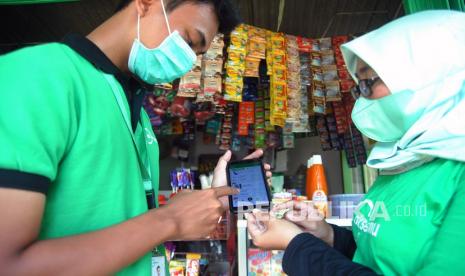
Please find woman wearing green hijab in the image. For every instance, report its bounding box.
[246,10,465,275]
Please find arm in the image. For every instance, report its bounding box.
[0,188,174,275]
[0,186,237,275]
[247,210,375,276]
[331,224,357,259]
[283,233,375,276]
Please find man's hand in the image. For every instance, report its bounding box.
[211,149,272,208]
[161,186,238,240]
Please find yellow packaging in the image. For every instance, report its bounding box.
[169,260,185,276]
[271,34,286,49]
[224,83,243,102]
[272,67,287,82]
[272,52,286,67]
[244,57,261,77]
[186,253,201,276]
[272,82,287,98]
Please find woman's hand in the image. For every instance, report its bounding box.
[246,210,303,250]
[273,201,334,246]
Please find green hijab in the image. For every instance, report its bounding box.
[341,10,465,174]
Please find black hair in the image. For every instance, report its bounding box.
[115,0,241,35]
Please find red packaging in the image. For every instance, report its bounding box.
[170,97,192,118]
[332,35,349,46]
[338,68,350,80]
[297,36,313,53]
[340,79,356,93]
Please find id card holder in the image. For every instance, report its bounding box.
[152,245,169,276]
[144,179,156,209]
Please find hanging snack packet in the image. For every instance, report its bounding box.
[203,58,223,77]
[332,35,349,46]
[272,67,287,82]
[340,79,356,93]
[247,26,266,54]
[320,50,335,66]
[322,65,338,81]
[204,33,224,60]
[311,52,322,67]
[332,101,349,134]
[202,75,222,97]
[244,57,261,77]
[318,37,332,51]
[178,70,202,98]
[313,98,326,115]
[312,81,325,99]
[297,36,312,53]
[338,68,350,80]
[325,80,342,102]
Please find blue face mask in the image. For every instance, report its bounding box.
[128,1,196,85]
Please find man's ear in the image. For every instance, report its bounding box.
[134,0,157,17]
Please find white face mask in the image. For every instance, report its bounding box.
[127,0,196,84]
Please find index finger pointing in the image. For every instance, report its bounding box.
[243,149,264,160]
[213,186,240,197]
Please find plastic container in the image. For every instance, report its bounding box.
[271,192,293,219]
[329,194,365,219]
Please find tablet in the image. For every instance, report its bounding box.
[226,159,271,213]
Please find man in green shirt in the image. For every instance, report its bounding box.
[0,0,259,275]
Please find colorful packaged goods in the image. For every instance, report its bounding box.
[186,253,201,276]
[219,104,234,150]
[285,35,302,126]
[169,260,185,276]
[177,55,202,98]
[244,26,266,77]
[271,251,286,276]
[204,33,225,60]
[238,101,255,136]
[332,101,349,134]
[248,249,272,276]
[178,70,202,98]
[325,80,342,102]
[297,36,312,53]
[268,32,288,127]
[244,57,261,77]
[224,24,248,102]
[317,37,332,51]
[254,90,267,148]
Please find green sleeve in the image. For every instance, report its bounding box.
[417,169,465,274]
[0,45,76,182]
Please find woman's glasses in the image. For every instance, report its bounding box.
[351,76,381,99]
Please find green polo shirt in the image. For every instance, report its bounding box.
[0,41,160,275]
[352,158,465,275]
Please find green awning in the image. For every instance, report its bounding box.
[403,0,465,14]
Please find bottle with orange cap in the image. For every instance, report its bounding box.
[306,155,329,217]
